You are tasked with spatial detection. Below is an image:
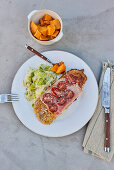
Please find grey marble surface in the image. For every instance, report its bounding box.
[0,0,114,169]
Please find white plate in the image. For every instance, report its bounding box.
[11,51,98,137]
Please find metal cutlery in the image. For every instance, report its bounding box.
[102,67,111,152]
[0,94,19,103]
[25,44,54,65]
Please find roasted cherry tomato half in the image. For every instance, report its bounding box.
[57,81,67,91]
[48,103,58,113]
[51,87,62,97]
[65,89,74,99]
[42,93,53,104]
[57,96,67,106]
[65,74,77,85]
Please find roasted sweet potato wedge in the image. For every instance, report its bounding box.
[40,35,49,41]
[39,26,48,36]
[50,19,61,30]
[43,14,52,21]
[56,64,66,74]
[59,61,64,65]
[47,24,55,35]
[51,64,59,72]
[30,21,38,35]
[34,30,41,39]
[52,30,59,37]
[40,19,45,26]
[44,20,50,25]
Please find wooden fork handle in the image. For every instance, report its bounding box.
[105,110,110,152]
[25,45,54,65]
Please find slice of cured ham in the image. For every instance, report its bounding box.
[41,76,82,115]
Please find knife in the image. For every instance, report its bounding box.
[102,67,111,152]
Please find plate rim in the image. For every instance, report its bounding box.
[11,50,98,137]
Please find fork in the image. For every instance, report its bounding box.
[0,94,19,103]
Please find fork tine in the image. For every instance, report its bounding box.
[7,93,18,95]
[7,95,18,99]
[8,99,19,101]
[9,94,18,97]
[8,94,19,98]
[10,96,19,99]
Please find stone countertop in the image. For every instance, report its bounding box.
[0,0,114,170]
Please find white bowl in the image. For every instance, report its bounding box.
[28,9,63,45]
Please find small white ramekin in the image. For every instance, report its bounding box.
[28,9,63,45]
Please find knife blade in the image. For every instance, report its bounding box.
[102,67,111,152]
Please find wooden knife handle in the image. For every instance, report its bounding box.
[25,45,54,65]
[105,112,110,152]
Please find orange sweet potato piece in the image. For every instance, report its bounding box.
[51,64,59,72]
[40,35,49,41]
[40,19,45,26]
[43,14,52,21]
[47,35,54,40]
[39,26,48,36]
[47,25,55,35]
[30,21,38,35]
[56,64,66,74]
[59,61,64,65]
[34,30,41,40]
[50,19,61,30]
[44,20,50,25]
[52,30,59,37]
[37,25,42,31]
